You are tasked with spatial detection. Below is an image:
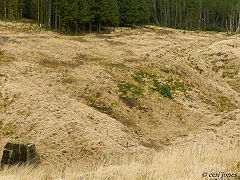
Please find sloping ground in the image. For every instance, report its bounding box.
[0,21,239,171]
[0,23,151,165]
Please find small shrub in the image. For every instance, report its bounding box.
[158,85,173,99]
[152,79,173,99]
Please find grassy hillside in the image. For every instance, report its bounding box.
[0,21,239,179]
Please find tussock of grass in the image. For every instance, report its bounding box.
[0,50,15,65]
[228,80,240,93]
[0,49,4,56]
[216,96,236,112]
[0,95,13,112]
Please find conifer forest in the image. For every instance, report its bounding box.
[0,0,240,32]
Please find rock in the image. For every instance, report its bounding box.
[1,142,40,168]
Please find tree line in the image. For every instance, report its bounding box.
[0,0,240,33]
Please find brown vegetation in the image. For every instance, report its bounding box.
[0,21,239,179]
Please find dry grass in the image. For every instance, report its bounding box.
[0,50,14,65]
[0,21,239,179]
[228,80,240,93]
[0,93,16,112]
[0,142,239,180]
[38,58,83,69]
[0,21,42,33]
[104,39,126,46]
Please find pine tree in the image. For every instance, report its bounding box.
[58,0,79,32]
[95,0,119,32]
[78,0,91,31]
[136,0,150,26]
[117,0,138,27]
[185,0,201,30]
[86,0,96,31]
[0,0,5,19]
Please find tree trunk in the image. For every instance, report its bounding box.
[48,0,51,29]
[235,12,240,34]
[38,0,40,25]
[98,20,101,33]
[89,21,92,32]
[175,0,177,27]
[75,23,78,34]
[55,4,58,30]
[41,0,43,25]
[4,0,7,19]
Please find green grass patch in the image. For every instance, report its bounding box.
[118,82,143,96]
[131,70,188,99]
[132,70,154,84]
[221,71,238,79]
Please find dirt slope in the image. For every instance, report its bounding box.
[0,21,239,166]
